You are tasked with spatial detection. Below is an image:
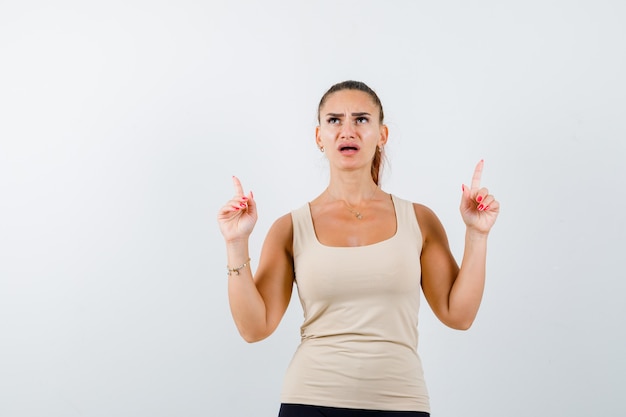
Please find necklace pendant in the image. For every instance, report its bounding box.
[355,212,363,220]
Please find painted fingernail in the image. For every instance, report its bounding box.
[239,203,246,207]
[476,195,483,202]
[462,185,465,192]
[241,196,248,200]
[250,191,254,198]
[484,205,490,210]
[477,204,484,211]
[232,206,240,210]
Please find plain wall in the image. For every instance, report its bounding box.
[1,1,625,416]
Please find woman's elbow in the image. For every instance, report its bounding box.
[238,327,271,343]
[442,315,476,331]
[449,321,473,331]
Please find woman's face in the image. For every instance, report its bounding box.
[316,89,388,172]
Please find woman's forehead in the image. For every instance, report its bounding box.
[322,89,378,110]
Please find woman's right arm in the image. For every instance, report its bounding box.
[218,177,294,343]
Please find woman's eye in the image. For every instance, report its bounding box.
[327,117,340,124]
[356,117,369,124]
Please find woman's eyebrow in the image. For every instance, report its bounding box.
[325,112,371,117]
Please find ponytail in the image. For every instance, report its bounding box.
[371,147,383,185]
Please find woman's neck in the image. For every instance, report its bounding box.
[325,171,380,206]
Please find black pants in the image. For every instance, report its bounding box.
[278,404,430,417]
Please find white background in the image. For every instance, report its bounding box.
[1,1,625,416]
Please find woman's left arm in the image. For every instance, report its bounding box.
[419,160,500,330]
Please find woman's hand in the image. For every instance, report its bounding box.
[460,160,500,235]
[217,176,257,243]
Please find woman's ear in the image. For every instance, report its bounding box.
[379,124,389,147]
[315,125,322,149]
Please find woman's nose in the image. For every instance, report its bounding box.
[339,121,356,138]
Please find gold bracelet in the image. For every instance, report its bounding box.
[227,258,251,276]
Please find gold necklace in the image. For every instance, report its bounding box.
[326,186,378,220]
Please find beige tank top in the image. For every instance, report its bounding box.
[281,194,430,412]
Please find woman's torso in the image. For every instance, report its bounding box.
[281,194,430,412]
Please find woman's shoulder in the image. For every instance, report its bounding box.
[389,194,433,214]
[270,212,294,232]
[405,200,446,240]
[412,201,436,217]
[268,202,311,238]
[390,194,441,229]
[271,202,309,227]
[264,213,294,255]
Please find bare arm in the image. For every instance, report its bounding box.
[218,177,294,342]
[418,160,500,330]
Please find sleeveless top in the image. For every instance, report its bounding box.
[281,195,430,412]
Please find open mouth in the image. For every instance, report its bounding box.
[339,144,360,153]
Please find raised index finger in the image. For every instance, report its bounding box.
[471,159,484,190]
[232,175,245,196]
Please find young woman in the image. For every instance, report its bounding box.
[218,81,500,416]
